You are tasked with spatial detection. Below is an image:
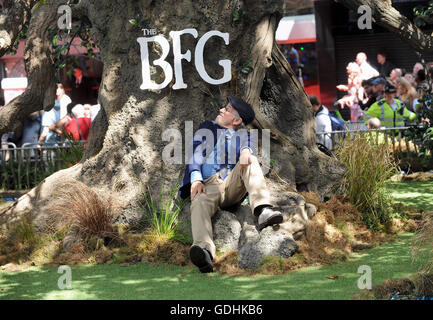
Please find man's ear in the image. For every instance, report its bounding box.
[234,118,243,127]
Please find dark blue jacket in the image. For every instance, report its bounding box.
[178,120,256,199]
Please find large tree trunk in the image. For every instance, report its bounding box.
[1,0,344,230]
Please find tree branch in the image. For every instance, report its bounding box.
[0,0,38,57]
[338,0,433,53]
[0,1,58,136]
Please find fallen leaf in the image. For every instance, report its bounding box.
[326,275,340,280]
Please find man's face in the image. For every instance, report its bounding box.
[363,85,372,95]
[312,104,320,113]
[356,54,364,65]
[385,92,395,103]
[413,63,423,75]
[377,54,386,65]
[390,70,397,80]
[216,103,242,129]
[56,87,64,97]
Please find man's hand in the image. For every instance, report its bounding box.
[239,148,252,170]
[191,181,206,200]
[336,84,348,91]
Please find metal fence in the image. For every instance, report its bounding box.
[0,141,86,190]
[316,124,424,155]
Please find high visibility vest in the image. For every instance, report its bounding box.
[365,98,417,127]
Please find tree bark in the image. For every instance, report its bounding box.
[0,0,58,135]
[0,0,345,229]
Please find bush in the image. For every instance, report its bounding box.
[141,183,188,243]
[335,134,398,231]
[49,181,117,243]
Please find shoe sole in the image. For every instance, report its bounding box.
[258,213,283,232]
[190,245,213,273]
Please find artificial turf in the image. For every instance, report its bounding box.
[0,233,424,300]
[386,180,433,211]
[0,180,431,300]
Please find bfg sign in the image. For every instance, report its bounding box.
[137,28,231,90]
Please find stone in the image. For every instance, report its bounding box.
[212,210,242,252]
[238,227,298,269]
[174,194,315,269]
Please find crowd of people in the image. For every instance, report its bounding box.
[1,83,100,157]
[334,51,428,123]
[311,51,432,150]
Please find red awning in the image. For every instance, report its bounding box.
[276,14,316,44]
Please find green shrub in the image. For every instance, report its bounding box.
[335,134,398,231]
[141,183,187,242]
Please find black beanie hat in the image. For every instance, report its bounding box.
[384,83,396,93]
[227,96,255,125]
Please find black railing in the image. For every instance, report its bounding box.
[0,141,86,190]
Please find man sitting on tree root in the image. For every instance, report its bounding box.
[179,96,283,273]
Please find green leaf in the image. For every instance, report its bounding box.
[33,0,47,12]
[58,63,66,69]
[52,35,58,46]
[129,19,137,26]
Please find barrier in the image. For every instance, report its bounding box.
[316,126,424,155]
[0,141,86,190]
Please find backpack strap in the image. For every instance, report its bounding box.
[73,118,83,140]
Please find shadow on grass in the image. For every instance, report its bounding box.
[386,181,433,211]
[0,233,425,300]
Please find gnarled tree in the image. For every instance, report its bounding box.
[0,0,345,232]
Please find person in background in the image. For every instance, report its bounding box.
[389,68,402,84]
[395,77,419,112]
[1,132,14,161]
[367,117,381,130]
[365,83,417,127]
[38,101,61,145]
[70,68,98,105]
[56,83,72,119]
[377,52,395,78]
[356,52,379,80]
[20,111,42,157]
[336,62,364,121]
[404,73,416,87]
[310,95,333,150]
[54,103,91,141]
[413,62,424,77]
[360,78,376,110]
[371,77,386,101]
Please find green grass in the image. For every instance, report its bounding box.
[386,180,433,211]
[0,180,431,300]
[0,233,425,300]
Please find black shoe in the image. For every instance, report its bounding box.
[189,245,214,273]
